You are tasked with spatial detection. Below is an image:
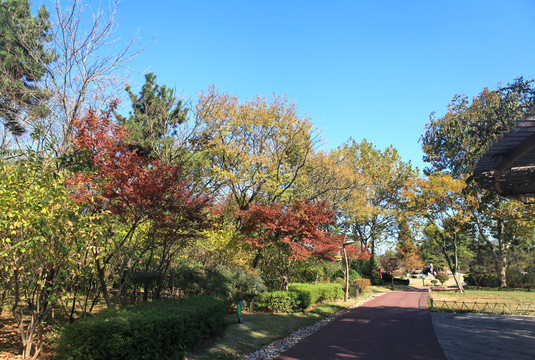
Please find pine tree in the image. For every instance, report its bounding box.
[120,72,188,162]
[0,0,54,137]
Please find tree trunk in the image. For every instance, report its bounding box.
[96,259,113,309]
[344,246,350,302]
[438,233,464,293]
[368,236,376,276]
[496,219,508,288]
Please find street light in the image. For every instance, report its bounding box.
[342,237,355,302]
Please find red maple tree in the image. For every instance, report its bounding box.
[66,103,211,308]
[238,200,342,260]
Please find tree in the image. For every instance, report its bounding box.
[0,151,82,358]
[335,139,416,275]
[120,72,188,163]
[0,0,54,145]
[4,0,143,151]
[421,78,535,178]
[238,200,342,289]
[408,174,473,292]
[67,104,211,309]
[421,78,535,287]
[472,197,535,287]
[195,86,319,211]
[396,220,424,274]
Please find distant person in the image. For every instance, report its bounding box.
[421,272,425,286]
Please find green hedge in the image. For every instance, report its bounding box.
[55,296,226,360]
[464,273,500,288]
[288,283,343,309]
[252,283,344,313]
[252,291,302,313]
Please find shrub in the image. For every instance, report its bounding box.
[368,272,383,285]
[464,273,499,288]
[506,268,524,288]
[166,263,265,309]
[252,291,302,313]
[331,268,361,283]
[352,278,371,292]
[55,296,226,360]
[288,283,343,309]
[226,267,265,308]
[436,273,449,286]
[524,271,535,290]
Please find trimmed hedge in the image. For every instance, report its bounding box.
[252,283,344,313]
[436,273,450,286]
[288,283,343,309]
[464,273,499,288]
[55,296,226,360]
[252,291,302,313]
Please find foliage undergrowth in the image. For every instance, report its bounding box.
[56,296,226,360]
[251,283,344,313]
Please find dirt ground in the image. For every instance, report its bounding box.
[0,311,54,360]
[407,274,464,289]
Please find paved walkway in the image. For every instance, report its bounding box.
[275,289,446,360]
[432,312,535,360]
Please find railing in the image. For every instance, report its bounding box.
[428,290,535,315]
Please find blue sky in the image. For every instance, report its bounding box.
[94,1,535,171]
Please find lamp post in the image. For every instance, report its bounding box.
[342,237,355,302]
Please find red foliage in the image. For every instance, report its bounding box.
[67,104,211,236]
[344,243,372,261]
[238,200,342,260]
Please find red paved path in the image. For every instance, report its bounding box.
[275,289,446,360]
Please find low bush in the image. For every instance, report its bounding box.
[330,268,361,283]
[252,291,302,313]
[506,268,525,289]
[464,273,499,288]
[55,296,226,360]
[167,263,265,309]
[252,283,344,313]
[288,283,343,309]
[352,278,371,291]
[368,272,383,285]
[436,273,449,286]
[524,271,535,290]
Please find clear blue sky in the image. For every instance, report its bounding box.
[95,1,535,171]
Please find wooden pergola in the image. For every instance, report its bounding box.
[473,115,535,203]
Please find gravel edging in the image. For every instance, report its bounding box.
[240,293,386,360]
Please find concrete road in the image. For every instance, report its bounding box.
[432,312,535,360]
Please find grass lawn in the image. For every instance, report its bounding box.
[188,285,395,360]
[429,288,535,315]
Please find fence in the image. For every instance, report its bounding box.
[428,290,535,315]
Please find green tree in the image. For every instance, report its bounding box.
[421,78,535,287]
[335,139,416,275]
[408,174,474,292]
[421,78,535,178]
[120,72,188,162]
[0,151,82,358]
[0,0,53,143]
[195,86,319,211]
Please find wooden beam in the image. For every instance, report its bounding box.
[494,131,535,194]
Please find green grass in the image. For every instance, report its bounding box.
[431,288,535,303]
[188,285,397,360]
[430,288,535,315]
